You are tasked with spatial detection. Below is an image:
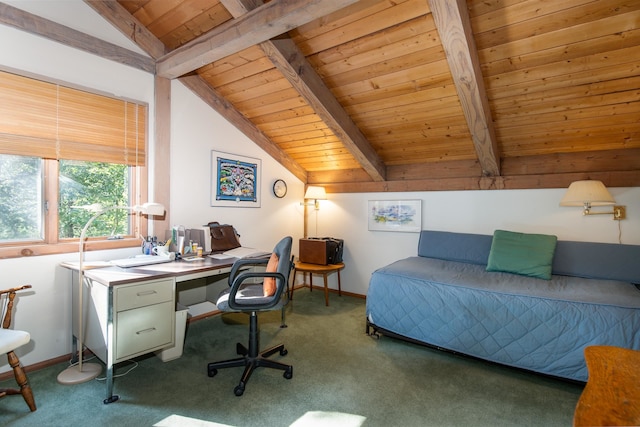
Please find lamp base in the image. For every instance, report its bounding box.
[57,362,102,385]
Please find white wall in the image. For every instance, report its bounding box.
[168,81,305,253]
[315,187,640,295]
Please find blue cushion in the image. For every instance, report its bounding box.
[417,230,492,265]
[486,230,557,280]
[553,241,640,283]
[418,230,640,284]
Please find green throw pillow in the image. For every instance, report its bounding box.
[486,230,558,280]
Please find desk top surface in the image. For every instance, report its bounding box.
[573,345,640,426]
[61,256,237,286]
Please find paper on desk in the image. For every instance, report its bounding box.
[209,246,269,260]
[209,253,233,260]
[60,261,112,270]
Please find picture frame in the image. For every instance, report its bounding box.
[211,150,261,208]
[368,200,422,232]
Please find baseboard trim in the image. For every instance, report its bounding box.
[0,352,80,382]
[300,284,365,299]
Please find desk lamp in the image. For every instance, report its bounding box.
[57,202,165,385]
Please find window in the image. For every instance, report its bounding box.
[0,70,149,258]
[58,160,130,239]
[0,155,43,242]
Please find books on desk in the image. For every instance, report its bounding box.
[209,246,269,260]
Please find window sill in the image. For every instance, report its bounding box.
[0,238,142,260]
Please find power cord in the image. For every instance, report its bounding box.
[63,355,139,381]
[96,360,139,381]
[64,353,97,367]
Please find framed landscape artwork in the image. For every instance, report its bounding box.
[211,150,261,207]
[368,200,422,232]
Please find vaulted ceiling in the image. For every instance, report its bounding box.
[2,0,639,192]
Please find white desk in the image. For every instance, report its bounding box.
[62,257,236,404]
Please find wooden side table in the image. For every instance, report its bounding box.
[573,345,640,426]
[292,261,344,306]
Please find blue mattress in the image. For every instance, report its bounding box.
[366,256,640,382]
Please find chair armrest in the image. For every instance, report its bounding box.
[227,271,287,311]
[228,257,270,287]
[0,284,32,297]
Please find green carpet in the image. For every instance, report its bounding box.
[1,289,583,426]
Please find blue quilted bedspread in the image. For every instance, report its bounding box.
[366,257,640,382]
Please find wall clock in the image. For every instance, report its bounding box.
[272,179,287,198]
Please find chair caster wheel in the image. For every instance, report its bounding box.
[280,348,288,356]
[103,395,119,404]
[284,367,293,379]
[208,367,218,377]
[234,384,245,396]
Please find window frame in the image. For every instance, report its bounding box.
[0,158,150,259]
[0,68,151,260]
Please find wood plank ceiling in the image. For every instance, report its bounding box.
[4,0,639,192]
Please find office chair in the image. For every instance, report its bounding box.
[0,285,36,412]
[208,236,293,396]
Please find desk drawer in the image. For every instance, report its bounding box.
[115,301,173,361]
[116,279,173,311]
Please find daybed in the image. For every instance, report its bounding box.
[366,230,640,382]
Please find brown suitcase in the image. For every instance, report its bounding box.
[299,238,329,265]
[207,221,241,252]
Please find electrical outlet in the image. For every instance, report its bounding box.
[613,206,626,220]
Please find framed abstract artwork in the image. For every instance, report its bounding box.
[211,150,261,207]
[368,200,422,232]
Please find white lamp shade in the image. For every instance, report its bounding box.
[138,202,165,216]
[71,202,165,215]
[304,186,327,200]
[559,180,615,207]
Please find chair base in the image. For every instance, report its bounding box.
[207,313,293,396]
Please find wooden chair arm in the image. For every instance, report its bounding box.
[0,284,32,296]
[1,285,32,329]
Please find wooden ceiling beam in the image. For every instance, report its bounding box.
[310,149,640,191]
[323,169,640,194]
[0,2,155,73]
[264,37,386,182]
[220,0,264,17]
[83,0,166,59]
[221,0,386,182]
[156,0,359,79]
[179,74,308,183]
[428,0,500,177]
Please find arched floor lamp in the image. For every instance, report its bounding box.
[57,202,165,385]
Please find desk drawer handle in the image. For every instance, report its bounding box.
[136,290,157,297]
[136,327,157,335]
